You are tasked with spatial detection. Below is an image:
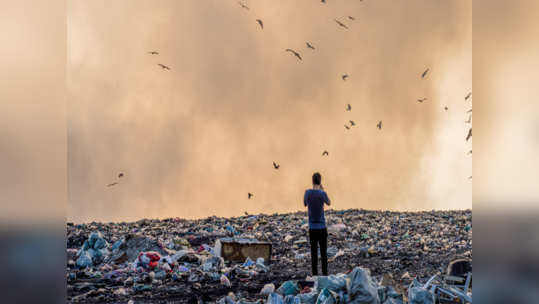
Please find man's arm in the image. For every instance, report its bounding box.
[320,184,331,206]
[304,191,308,207]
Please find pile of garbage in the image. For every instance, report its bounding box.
[66,208,472,303]
[76,231,111,267]
[259,267,407,304]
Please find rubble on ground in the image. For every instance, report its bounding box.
[66,208,472,303]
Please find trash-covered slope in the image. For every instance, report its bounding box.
[66,208,472,303]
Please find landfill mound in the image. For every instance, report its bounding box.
[66,208,472,303]
[100,234,169,266]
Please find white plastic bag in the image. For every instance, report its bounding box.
[262,283,276,294]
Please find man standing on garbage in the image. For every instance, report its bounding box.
[304,172,331,276]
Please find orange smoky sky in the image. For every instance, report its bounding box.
[67,0,472,224]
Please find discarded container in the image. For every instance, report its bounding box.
[276,280,301,296]
[215,237,272,264]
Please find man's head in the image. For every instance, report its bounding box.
[312,172,322,185]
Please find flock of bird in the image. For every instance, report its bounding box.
[107,0,472,192]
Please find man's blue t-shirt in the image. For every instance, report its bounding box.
[304,189,329,229]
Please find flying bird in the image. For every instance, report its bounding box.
[334,19,349,29]
[468,176,472,179]
[348,16,355,20]
[465,92,472,100]
[147,52,158,55]
[347,104,351,111]
[418,98,426,103]
[238,2,249,9]
[342,75,348,81]
[377,121,382,130]
[108,182,118,187]
[422,69,429,78]
[286,49,302,60]
[306,43,315,50]
[256,20,263,29]
[273,162,280,169]
[119,173,123,178]
[248,193,253,199]
[468,150,472,155]
[463,115,472,123]
[157,64,170,70]
[322,151,329,156]
[467,109,472,113]
[445,107,448,110]
[116,83,119,88]
[350,120,355,126]
[466,128,472,141]
[321,0,325,2]
[345,125,350,130]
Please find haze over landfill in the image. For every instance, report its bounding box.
[67,0,472,224]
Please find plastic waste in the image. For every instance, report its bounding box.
[284,295,301,304]
[407,287,436,304]
[277,280,301,296]
[244,257,254,267]
[261,283,276,294]
[268,292,284,304]
[77,251,93,267]
[114,288,127,297]
[87,231,102,248]
[294,237,308,244]
[317,274,347,293]
[316,288,334,304]
[161,263,171,272]
[94,238,109,250]
[298,286,318,304]
[221,274,231,287]
[178,265,189,272]
[345,267,381,304]
[256,257,265,266]
[203,262,213,271]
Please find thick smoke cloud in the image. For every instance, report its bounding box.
[68,0,471,223]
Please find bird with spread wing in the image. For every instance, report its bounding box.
[238,2,249,9]
[286,49,302,60]
[334,19,349,29]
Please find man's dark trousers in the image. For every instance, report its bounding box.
[309,228,328,275]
